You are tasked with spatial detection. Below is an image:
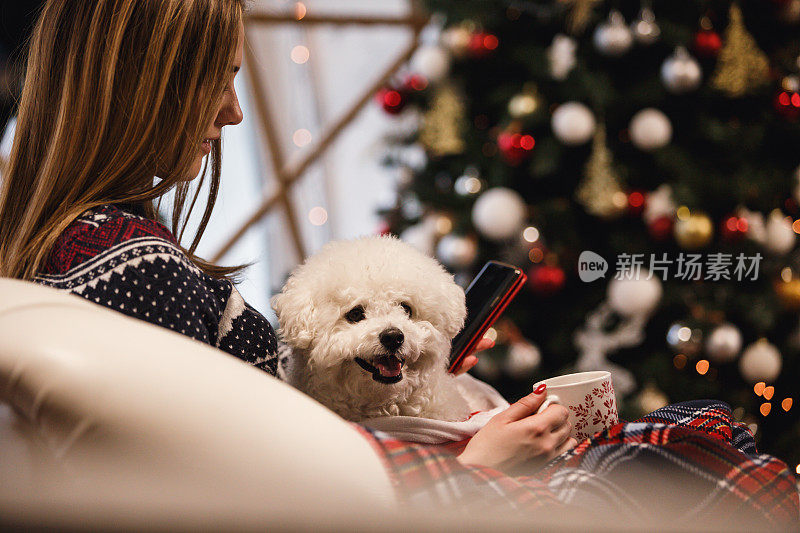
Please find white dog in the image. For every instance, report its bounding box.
[271,235,473,422]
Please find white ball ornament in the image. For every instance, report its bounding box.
[764,209,796,255]
[705,323,743,363]
[436,234,478,269]
[739,339,782,383]
[607,272,663,317]
[400,220,436,257]
[661,47,702,94]
[411,44,451,83]
[504,342,542,378]
[551,102,596,145]
[629,108,672,151]
[471,187,527,241]
[594,10,633,57]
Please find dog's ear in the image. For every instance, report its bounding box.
[439,279,467,340]
[270,281,317,350]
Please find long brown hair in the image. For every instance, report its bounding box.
[0,0,246,280]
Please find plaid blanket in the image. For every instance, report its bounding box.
[355,400,799,528]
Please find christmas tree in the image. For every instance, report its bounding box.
[379,0,800,471]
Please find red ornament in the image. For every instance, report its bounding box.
[720,214,749,241]
[774,78,800,120]
[497,131,535,165]
[468,32,499,57]
[403,74,428,92]
[648,215,674,241]
[528,265,565,295]
[627,190,647,217]
[376,87,408,115]
[693,30,722,58]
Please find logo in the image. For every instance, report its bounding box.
[578,250,608,282]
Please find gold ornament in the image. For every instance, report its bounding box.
[710,4,770,97]
[419,83,466,156]
[674,211,714,249]
[575,127,627,219]
[559,0,602,35]
[774,277,800,310]
[508,84,543,119]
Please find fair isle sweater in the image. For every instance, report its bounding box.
[34,203,279,375]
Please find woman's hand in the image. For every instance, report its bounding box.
[451,337,494,375]
[457,385,578,473]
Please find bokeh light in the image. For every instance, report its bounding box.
[293,128,312,147]
[523,226,540,243]
[308,206,328,226]
[291,45,310,64]
[294,2,306,20]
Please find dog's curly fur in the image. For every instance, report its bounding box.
[271,236,471,422]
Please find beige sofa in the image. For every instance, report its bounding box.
[2,278,786,531]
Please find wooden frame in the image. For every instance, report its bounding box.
[211,3,427,263]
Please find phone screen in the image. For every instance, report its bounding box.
[448,261,525,372]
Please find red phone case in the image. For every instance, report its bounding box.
[448,271,527,373]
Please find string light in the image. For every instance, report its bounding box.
[763,386,774,400]
[434,215,453,235]
[760,402,771,416]
[673,354,687,369]
[293,128,312,147]
[781,267,793,282]
[291,45,310,64]
[782,398,793,411]
[528,248,544,263]
[695,359,710,375]
[308,207,328,226]
[612,192,628,210]
[294,2,306,20]
[754,382,766,396]
[796,464,800,475]
[793,219,800,234]
[676,206,690,221]
[523,226,540,243]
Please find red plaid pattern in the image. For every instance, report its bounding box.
[353,400,799,526]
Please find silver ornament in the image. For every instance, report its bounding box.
[593,10,633,57]
[607,273,663,317]
[471,187,527,241]
[436,234,478,269]
[739,339,782,383]
[705,323,743,363]
[629,108,672,151]
[661,47,702,94]
[631,8,660,45]
[666,321,703,356]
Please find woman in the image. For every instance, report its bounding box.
[1,2,796,523]
[0,0,574,473]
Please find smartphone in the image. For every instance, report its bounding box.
[448,261,527,373]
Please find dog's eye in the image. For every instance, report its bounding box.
[345,305,366,323]
[400,302,413,318]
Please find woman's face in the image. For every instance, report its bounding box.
[187,21,245,180]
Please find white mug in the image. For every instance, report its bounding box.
[534,371,618,442]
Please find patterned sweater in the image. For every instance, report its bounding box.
[34,203,278,375]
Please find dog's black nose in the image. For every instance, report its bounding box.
[379,327,404,351]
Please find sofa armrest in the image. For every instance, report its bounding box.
[0,279,395,528]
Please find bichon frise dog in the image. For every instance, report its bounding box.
[271,235,472,422]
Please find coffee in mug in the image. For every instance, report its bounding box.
[534,371,618,442]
